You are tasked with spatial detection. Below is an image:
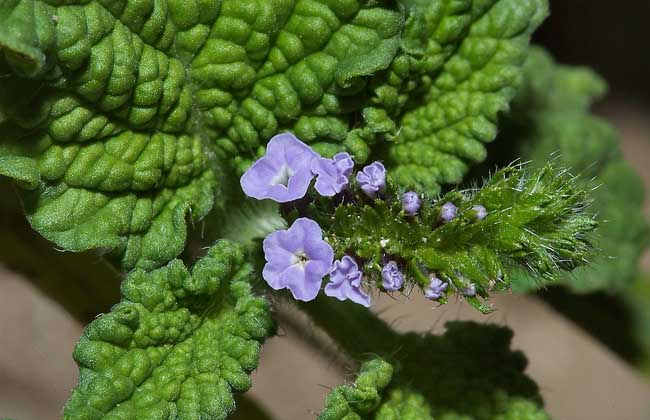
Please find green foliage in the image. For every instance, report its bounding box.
[0,0,549,270]
[305,164,595,312]
[319,359,396,420]
[64,240,275,420]
[0,0,219,270]
[307,297,551,420]
[0,2,632,419]
[387,0,548,194]
[373,389,434,420]
[319,359,435,420]
[503,47,649,292]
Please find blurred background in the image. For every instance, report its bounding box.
[2,1,650,419]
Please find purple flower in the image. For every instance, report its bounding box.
[462,283,477,297]
[312,152,355,197]
[381,261,404,291]
[402,191,421,215]
[325,256,371,307]
[262,218,333,302]
[356,162,386,198]
[424,275,448,300]
[439,202,457,223]
[472,205,488,221]
[240,132,319,203]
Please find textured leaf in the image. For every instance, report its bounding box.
[0,0,222,270]
[191,0,405,169]
[503,48,650,292]
[383,321,551,420]
[0,0,55,77]
[319,359,395,420]
[0,0,549,267]
[386,0,548,194]
[373,389,434,420]
[318,358,435,420]
[64,240,275,419]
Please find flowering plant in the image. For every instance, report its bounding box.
[242,133,595,314]
[0,1,648,419]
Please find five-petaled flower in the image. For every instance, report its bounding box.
[325,256,371,307]
[424,275,448,300]
[381,261,404,291]
[241,132,318,203]
[356,162,386,198]
[262,218,333,301]
[312,152,355,197]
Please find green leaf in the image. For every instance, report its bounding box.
[0,0,55,77]
[374,389,434,420]
[386,321,550,420]
[318,358,435,420]
[0,152,40,189]
[1,1,551,268]
[318,359,433,420]
[0,0,403,269]
[319,359,395,420]
[504,47,650,292]
[192,0,406,169]
[386,0,549,194]
[333,11,402,89]
[0,0,224,270]
[64,240,275,420]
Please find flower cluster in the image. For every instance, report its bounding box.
[242,133,389,306]
[241,132,362,203]
[241,132,493,308]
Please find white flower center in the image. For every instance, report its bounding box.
[291,250,308,269]
[271,165,294,188]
